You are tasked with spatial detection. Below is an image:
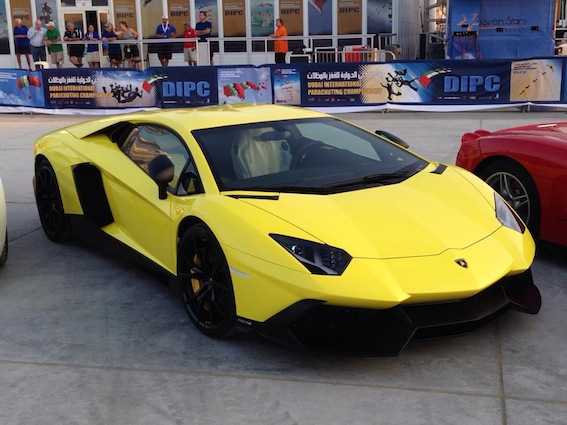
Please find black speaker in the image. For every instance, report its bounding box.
[419,33,426,59]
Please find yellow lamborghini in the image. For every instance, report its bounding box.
[33,105,541,355]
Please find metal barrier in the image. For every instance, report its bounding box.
[49,33,395,69]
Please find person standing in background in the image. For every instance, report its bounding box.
[270,18,288,64]
[64,21,84,67]
[45,21,63,68]
[101,22,122,68]
[13,18,32,70]
[182,21,197,66]
[117,21,141,69]
[84,24,100,68]
[195,11,213,65]
[27,20,47,64]
[154,15,177,67]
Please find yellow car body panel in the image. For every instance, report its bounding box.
[221,207,534,322]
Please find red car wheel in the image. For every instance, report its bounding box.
[479,160,541,238]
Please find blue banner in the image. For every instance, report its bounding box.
[0,70,45,107]
[42,69,157,109]
[217,67,272,105]
[3,59,567,112]
[157,67,218,108]
[294,61,511,107]
[447,0,555,59]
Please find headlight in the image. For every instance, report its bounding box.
[494,193,525,234]
[270,234,352,275]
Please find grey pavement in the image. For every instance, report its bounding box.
[0,109,566,425]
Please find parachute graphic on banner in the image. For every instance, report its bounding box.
[17,75,42,89]
[223,81,266,100]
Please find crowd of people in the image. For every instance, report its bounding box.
[12,13,289,70]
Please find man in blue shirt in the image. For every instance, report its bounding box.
[13,18,32,70]
[102,22,122,68]
[195,11,213,65]
[154,15,177,67]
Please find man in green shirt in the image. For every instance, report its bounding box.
[45,21,63,68]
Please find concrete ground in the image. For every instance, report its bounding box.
[0,109,565,425]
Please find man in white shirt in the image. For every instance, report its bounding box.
[27,20,47,63]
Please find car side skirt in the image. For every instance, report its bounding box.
[68,215,175,282]
[242,270,540,356]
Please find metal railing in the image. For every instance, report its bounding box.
[42,33,397,69]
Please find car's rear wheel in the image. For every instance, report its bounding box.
[0,231,7,266]
[479,160,540,238]
[178,223,236,338]
[35,159,71,242]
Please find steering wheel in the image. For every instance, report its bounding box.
[290,141,325,169]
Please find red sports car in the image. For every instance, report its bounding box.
[456,122,567,246]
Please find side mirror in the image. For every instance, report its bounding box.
[148,155,174,200]
[179,171,202,195]
[375,130,410,148]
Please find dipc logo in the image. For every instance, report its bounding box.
[444,75,500,93]
[162,81,211,97]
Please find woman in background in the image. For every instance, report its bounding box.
[117,21,141,69]
[84,24,100,68]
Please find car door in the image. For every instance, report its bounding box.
[93,124,195,273]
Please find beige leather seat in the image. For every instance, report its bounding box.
[232,128,292,179]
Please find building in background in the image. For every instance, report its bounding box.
[0,0,563,68]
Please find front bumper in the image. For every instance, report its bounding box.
[248,269,540,356]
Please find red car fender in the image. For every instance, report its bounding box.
[457,124,567,246]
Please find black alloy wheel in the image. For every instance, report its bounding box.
[178,223,236,338]
[35,159,71,242]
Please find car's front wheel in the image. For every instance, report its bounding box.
[479,160,540,238]
[35,159,71,242]
[178,223,236,338]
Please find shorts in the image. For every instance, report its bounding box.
[85,51,100,63]
[184,47,197,63]
[50,51,64,65]
[68,45,85,58]
[109,51,123,62]
[157,43,172,60]
[16,45,31,55]
[124,44,140,59]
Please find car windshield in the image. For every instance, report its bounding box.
[193,117,428,194]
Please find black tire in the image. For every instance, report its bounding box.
[177,223,236,338]
[35,159,71,242]
[479,160,541,238]
[0,231,7,266]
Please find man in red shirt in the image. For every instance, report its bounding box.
[182,21,197,66]
[271,18,288,64]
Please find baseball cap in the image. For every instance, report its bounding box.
[47,21,55,27]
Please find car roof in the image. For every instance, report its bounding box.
[64,104,328,139]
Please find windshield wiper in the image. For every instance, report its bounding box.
[322,170,415,188]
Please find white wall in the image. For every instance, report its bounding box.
[395,0,422,59]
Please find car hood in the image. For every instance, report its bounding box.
[493,122,567,143]
[237,165,500,259]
